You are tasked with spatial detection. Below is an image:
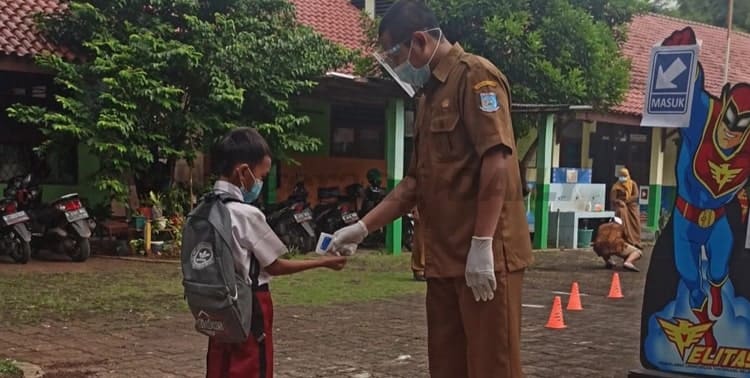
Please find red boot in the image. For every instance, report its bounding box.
[693,305,717,350]
[710,283,724,318]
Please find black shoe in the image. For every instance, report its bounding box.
[413,272,426,281]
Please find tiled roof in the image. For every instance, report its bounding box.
[290,0,367,52]
[0,0,72,59]
[615,13,750,116]
[1,0,367,71]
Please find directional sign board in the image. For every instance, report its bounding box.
[640,44,700,128]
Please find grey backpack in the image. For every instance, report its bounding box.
[180,192,264,344]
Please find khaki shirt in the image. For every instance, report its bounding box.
[408,44,533,278]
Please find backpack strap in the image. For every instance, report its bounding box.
[216,192,268,373]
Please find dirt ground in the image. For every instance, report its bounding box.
[0,248,648,377]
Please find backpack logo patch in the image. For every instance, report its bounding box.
[196,310,225,335]
[191,242,215,270]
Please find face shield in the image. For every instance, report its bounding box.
[373,28,443,98]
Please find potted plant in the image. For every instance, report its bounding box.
[149,191,168,230]
[129,238,145,255]
[132,208,147,231]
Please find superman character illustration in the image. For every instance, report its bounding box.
[640,27,750,377]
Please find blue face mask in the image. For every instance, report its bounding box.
[240,168,263,203]
[393,29,442,89]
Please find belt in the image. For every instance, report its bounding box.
[675,197,724,228]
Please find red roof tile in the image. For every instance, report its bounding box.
[1,0,367,71]
[0,0,72,59]
[615,13,750,116]
[290,0,367,52]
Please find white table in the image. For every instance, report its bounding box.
[547,211,615,249]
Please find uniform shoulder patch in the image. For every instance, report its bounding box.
[473,80,498,92]
[479,92,500,113]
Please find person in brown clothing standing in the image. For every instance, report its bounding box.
[330,1,533,376]
[611,167,641,248]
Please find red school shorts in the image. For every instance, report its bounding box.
[206,289,273,378]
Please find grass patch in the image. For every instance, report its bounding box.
[0,253,423,325]
[0,359,22,378]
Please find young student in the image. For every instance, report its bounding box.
[206,127,347,378]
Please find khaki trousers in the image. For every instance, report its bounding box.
[426,270,525,378]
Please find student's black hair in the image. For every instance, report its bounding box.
[212,127,272,177]
[378,0,440,46]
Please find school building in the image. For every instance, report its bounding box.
[3,1,749,253]
[524,13,750,248]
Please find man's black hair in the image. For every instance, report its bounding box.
[212,127,272,176]
[378,0,439,46]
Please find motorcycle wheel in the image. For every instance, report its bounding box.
[70,238,90,262]
[402,218,414,252]
[301,232,316,254]
[9,233,31,264]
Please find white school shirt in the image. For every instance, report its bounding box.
[213,180,287,286]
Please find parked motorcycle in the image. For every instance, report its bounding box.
[312,186,360,238]
[402,211,415,252]
[5,174,94,262]
[0,197,32,263]
[264,180,317,253]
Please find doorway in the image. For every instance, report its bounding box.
[590,123,651,209]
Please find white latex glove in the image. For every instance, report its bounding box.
[465,237,497,302]
[331,220,368,256]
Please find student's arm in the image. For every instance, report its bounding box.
[265,256,347,276]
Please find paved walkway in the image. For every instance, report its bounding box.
[0,249,648,378]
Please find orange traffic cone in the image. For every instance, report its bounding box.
[545,296,567,329]
[608,272,624,299]
[567,282,583,311]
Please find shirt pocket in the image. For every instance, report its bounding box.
[429,113,465,162]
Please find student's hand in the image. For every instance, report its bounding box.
[331,221,368,256]
[321,256,347,271]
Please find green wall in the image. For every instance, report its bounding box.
[43,144,104,204]
[0,144,106,206]
[294,99,331,157]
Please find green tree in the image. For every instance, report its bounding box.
[356,0,646,141]
[9,0,351,199]
[428,0,644,115]
[660,0,749,33]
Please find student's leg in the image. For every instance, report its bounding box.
[206,338,231,378]
[209,290,274,378]
[460,270,525,378]
[427,278,468,378]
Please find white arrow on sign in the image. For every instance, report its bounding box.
[655,57,687,90]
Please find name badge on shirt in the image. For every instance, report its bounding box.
[479,92,500,113]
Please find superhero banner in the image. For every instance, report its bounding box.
[639,27,750,377]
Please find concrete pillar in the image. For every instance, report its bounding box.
[385,98,405,255]
[647,128,664,231]
[533,114,555,249]
[365,0,375,17]
[552,129,560,168]
[580,122,596,169]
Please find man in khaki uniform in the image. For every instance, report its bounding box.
[331,1,533,377]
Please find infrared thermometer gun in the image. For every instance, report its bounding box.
[316,233,334,255]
